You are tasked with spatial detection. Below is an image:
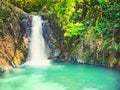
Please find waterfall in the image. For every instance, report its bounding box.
[26,16,50,67]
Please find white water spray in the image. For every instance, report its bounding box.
[26,16,50,67]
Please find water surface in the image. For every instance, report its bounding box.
[0,62,120,90]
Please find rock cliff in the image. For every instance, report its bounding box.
[0,1,27,70]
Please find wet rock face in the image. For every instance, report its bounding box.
[22,14,32,37]
[0,1,27,70]
[41,15,73,62]
[22,14,32,49]
[41,18,60,60]
[42,20,55,50]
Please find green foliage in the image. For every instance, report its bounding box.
[7,0,120,68]
[64,23,84,38]
[97,0,109,4]
[0,10,7,20]
[0,11,3,20]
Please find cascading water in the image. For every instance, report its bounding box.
[26,16,50,67]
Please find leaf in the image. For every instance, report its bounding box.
[114,23,120,28]
[97,0,109,4]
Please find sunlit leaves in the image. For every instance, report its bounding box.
[97,0,109,4]
[64,23,84,38]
